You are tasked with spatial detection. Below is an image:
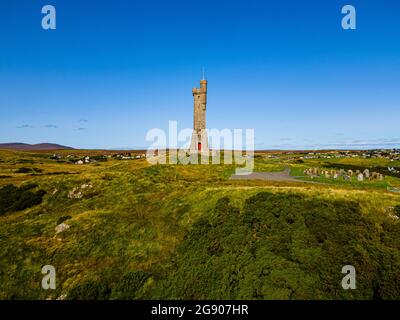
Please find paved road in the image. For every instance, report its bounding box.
[230,167,302,182]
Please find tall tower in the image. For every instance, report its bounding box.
[190,78,208,152]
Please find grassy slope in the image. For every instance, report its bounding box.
[0,150,399,299]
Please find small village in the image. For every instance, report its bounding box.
[275,149,400,161]
[50,152,146,164]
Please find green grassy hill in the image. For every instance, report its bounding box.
[0,150,399,299]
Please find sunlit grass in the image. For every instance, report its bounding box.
[0,149,399,299]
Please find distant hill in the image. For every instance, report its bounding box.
[0,143,74,151]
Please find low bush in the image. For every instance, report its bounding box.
[152,192,400,299]
[111,270,151,300]
[91,155,108,162]
[394,205,400,218]
[0,184,46,215]
[67,281,111,300]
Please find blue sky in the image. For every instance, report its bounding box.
[1,0,400,149]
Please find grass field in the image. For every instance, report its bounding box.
[0,149,399,299]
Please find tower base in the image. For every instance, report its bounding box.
[189,129,209,153]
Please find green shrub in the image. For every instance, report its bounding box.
[394,205,400,218]
[152,192,400,299]
[111,270,150,300]
[91,155,108,162]
[67,281,111,300]
[0,184,46,215]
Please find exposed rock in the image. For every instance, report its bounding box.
[55,223,70,234]
[386,207,400,220]
[67,183,93,199]
[68,187,82,199]
[81,183,92,189]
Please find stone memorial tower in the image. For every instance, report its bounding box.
[190,77,209,153]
